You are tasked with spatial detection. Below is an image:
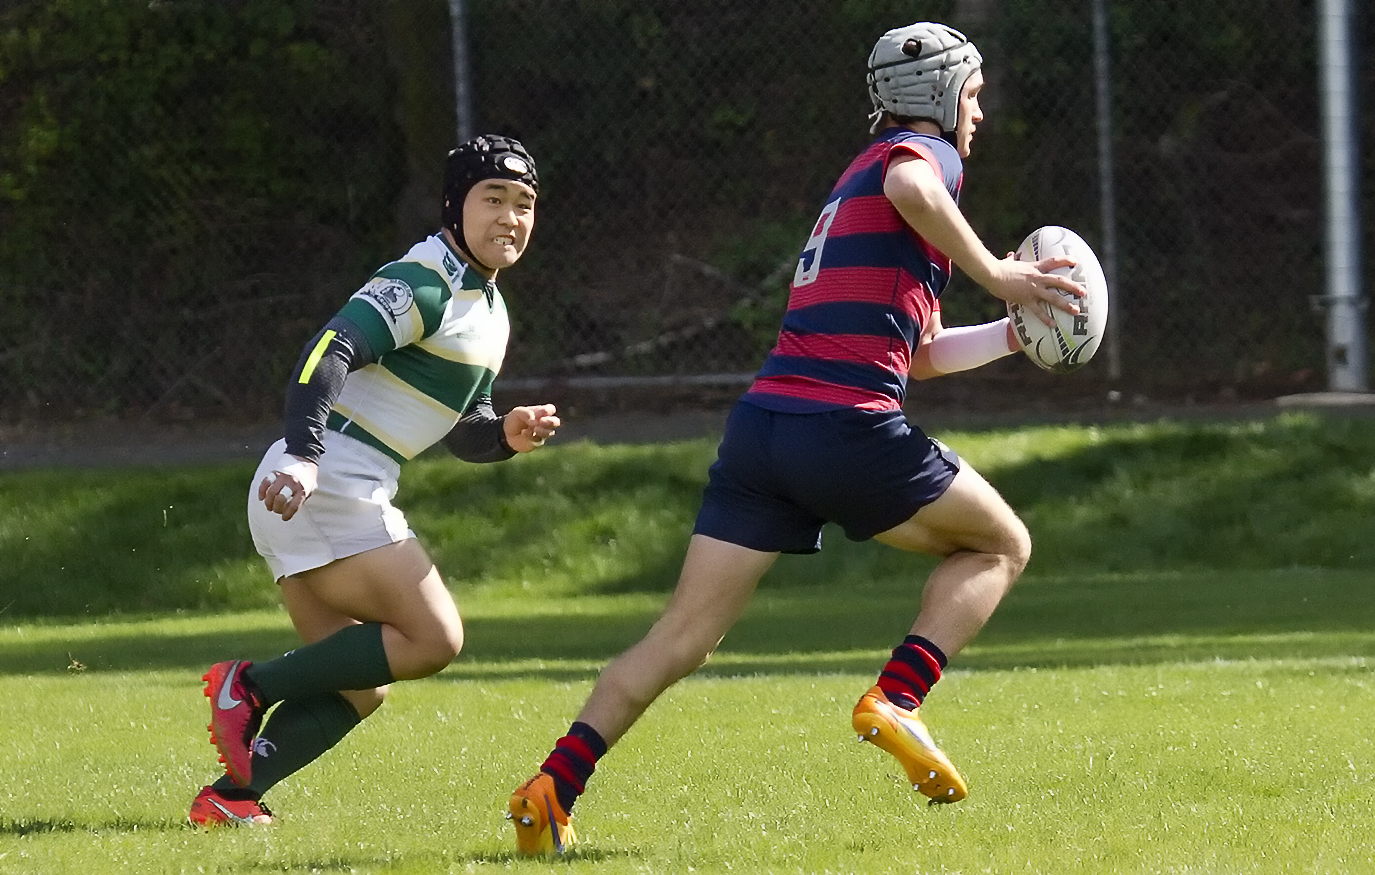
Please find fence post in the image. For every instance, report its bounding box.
[1317,0,1368,391]
[1091,0,1122,382]
[448,0,474,142]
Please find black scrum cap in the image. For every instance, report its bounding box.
[441,134,538,239]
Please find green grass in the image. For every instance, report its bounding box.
[4,413,1375,619]
[4,595,1375,874]
[3,412,1375,872]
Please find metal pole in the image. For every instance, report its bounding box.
[448,0,474,142]
[1318,0,1367,391]
[1091,0,1122,381]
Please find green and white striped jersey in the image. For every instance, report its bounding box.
[326,233,509,462]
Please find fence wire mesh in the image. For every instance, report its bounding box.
[0,0,1369,423]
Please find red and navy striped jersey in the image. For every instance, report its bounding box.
[741,129,963,413]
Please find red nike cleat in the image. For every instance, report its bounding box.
[188,786,273,827]
[202,660,264,787]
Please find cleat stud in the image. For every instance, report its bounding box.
[519,815,534,827]
[913,783,921,791]
[504,812,513,820]
[947,788,955,796]
[857,734,865,741]
[929,770,937,779]
[870,727,879,736]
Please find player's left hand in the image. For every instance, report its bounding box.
[987,251,1085,327]
[504,404,560,452]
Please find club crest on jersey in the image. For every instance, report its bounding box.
[357,277,414,321]
[442,251,461,280]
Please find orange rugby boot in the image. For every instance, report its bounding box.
[507,772,577,856]
[852,685,967,804]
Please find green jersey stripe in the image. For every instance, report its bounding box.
[326,411,408,464]
[378,346,495,413]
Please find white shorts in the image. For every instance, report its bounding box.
[248,430,415,581]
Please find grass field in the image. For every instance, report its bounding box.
[3,413,1375,873]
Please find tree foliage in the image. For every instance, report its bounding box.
[0,0,1364,418]
[0,0,404,415]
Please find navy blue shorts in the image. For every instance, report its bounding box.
[692,401,961,554]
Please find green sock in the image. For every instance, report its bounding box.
[211,693,362,798]
[245,622,394,705]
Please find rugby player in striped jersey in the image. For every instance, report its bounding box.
[508,23,1085,854]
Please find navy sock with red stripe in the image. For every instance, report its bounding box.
[539,721,607,814]
[877,635,948,711]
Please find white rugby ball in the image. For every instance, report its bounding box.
[1006,226,1109,373]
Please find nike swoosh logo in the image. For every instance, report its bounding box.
[216,661,244,710]
[543,795,563,853]
[897,719,938,753]
[209,798,254,824]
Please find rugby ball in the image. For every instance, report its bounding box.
[1006,226,1109,373]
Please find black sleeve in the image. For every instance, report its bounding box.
[441,395,517,463]
[282,316,375,461]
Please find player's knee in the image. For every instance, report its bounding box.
[641,633,716,688]
[643,613,721,680]
[430,625,465,672]
[673,622,726,672]
[697,646,718,670]
[411,619,464,677]
[675,635,724,682]
[443,619,465,661]
[679,644,717,679]
[1002,517,1032,579]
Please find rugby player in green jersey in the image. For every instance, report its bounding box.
[189,135,560,827]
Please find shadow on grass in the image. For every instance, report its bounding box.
[0,816,635,872]
[225,847,633,873]
[456,847,629,866]
[0,625,306,676]
[0,816,178,836]
[5,569,1374,678]
[237,857,423,873]
[241,862,364,874]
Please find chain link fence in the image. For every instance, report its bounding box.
[1,0,1369,425]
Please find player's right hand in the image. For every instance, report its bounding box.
[503,403,560,452]
[987,253,1085,326]
[259,453,319,521]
